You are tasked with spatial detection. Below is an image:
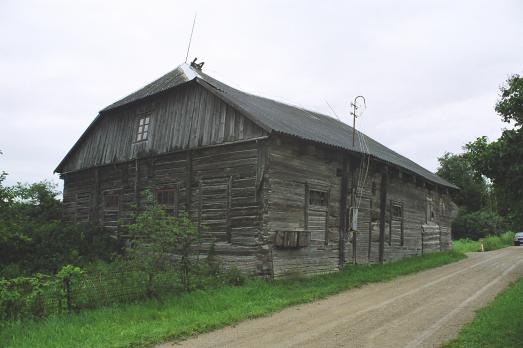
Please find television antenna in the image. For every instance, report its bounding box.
[350,95,366,147]
[185,13,197,63]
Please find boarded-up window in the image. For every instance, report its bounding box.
[306,186,329,244]
[136,116,150,142]
[103,192,120,231]
[156,188,177,215]
[199,177,232,243]
[390,201,404,246]
[104,194,119,211]
[75,192,91,223]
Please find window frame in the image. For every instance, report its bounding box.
[135,115,151,142]
[426,197,435,224]
[309,189,328,207]
[389,200,405,246]
[155,187,178,216]
[103,193,120,211]
[304,182,330,245]
[391,202,403,220]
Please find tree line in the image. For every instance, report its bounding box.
[436,74,523,239]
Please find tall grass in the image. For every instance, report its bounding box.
[453,231,514,253]
[0,250,465,348]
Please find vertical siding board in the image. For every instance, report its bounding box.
[218,104,226,143]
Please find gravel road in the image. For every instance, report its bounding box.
[159,247,523,348]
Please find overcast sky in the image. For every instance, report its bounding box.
[1,0,522,188]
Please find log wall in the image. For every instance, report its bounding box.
[62,139,269,275]
[62,133,456,278]
[264,136,342,277]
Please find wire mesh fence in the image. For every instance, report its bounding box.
[0,267,185,321]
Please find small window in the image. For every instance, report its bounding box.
[426,198,434,223]
[392,203,403,220]
[136,116,150,142]
[104,194,119,211]
[309,190,327,206]
[156,188,177,215]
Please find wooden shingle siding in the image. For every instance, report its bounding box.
[61,83,267,173]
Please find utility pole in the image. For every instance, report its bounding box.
[350,96,366,148]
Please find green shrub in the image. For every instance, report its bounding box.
[452,209,508,240]
[0,178,122,278]
[0,274,59,320]
[127,193,200,295]
[483,231,514,251]
[453,231,514,253]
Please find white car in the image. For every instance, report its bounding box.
[514,232,523,246]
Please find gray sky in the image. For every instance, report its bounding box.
[1,0,522,188]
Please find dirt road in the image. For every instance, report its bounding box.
[159,247,523,348]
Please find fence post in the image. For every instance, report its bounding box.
[63,277,72,312]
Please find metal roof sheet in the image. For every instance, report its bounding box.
[93,63,456,188]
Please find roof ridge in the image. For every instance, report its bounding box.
[57,62,457,189]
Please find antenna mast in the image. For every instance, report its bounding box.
[350,95,366,147]
[185,13,197,63]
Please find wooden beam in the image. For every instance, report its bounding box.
[350,158,359,264]
[134,159,139,209]
[379,165,389,264]
[93,167,100,226]
[227,175,232,243]
[186,150,193,215]
[338,155,349,267]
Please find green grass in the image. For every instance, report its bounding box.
[444,276,523,348]
[452,231,514,253]
[0,250,465,348]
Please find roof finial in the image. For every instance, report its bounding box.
[191,57,205,71]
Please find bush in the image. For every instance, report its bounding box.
[0,177,122,277]
[0,222,122,278]
[127,194,200,296]
[483,231,514,251]
[0,274,58,320]
[452,209,508,240]
[453,231,514,253]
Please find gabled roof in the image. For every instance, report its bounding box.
[58,63,457,189]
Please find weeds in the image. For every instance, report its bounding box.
[0,250,465,348]
[453,231,514,253]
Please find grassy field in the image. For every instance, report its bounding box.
[452,231,514,253]
[444,276,523,348]
[0,250,465,348]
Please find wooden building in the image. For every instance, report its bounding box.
[55,62,458,277]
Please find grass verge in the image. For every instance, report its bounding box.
[453,231,514,253]
[0,250,465,348]
[444,276,523,348]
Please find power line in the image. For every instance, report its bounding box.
[324,99,340,120]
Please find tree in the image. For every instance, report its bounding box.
[436,152,490,212]
[495,74,523,127]
[466,132,523,227]
[464,74,523,229]
[127,193,199,295]
[0,150,120,277]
